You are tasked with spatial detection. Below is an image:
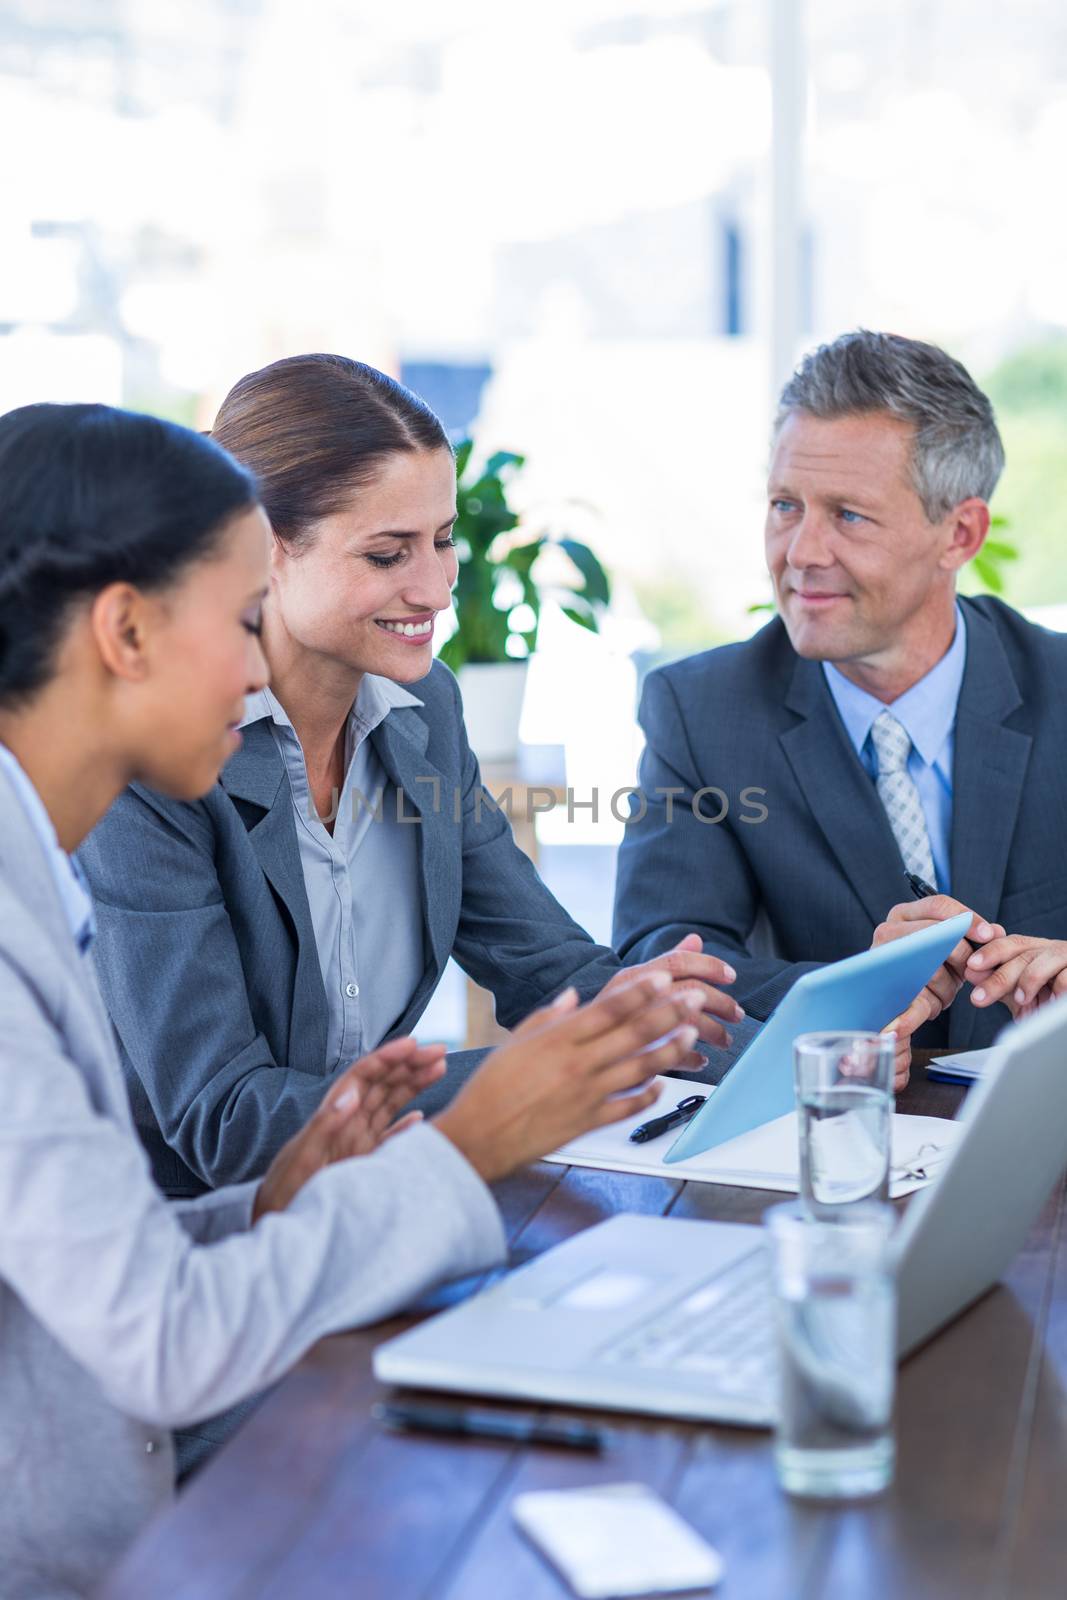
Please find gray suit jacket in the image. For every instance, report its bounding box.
[614,596,1067,1050]
[80,662,625,1197]
[0,762,504,1600]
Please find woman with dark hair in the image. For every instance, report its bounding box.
[0,399,710,1598]
[79,354,746,1207]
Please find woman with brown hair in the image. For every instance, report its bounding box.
[80,354,746,1212]
[0,400,705,1595]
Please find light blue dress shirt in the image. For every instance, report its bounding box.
[0,742,95,952]
[822,606,968,893]
[240,677,426,1072]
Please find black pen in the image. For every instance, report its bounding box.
[905,871,940,902]
[373,1401,606,1451]
[629,1093,707,1144]
[905,872,982,951]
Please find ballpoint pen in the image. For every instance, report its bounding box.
[372,1401,607,1451]
[905,871,940,902]
[629,1093,707,1144]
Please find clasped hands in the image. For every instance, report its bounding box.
[254,936,741,1219]
[873,893,1067,1091]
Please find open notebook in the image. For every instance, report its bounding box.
[546,1075,961,1197]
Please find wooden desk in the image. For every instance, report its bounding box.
[101,1066,1067,1600]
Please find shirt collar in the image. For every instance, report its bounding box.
[239,676,423,739]
[0,744,96,953]
[822,604,968,768]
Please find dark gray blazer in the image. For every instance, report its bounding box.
[614,596,1067,1051]
[80,662,624,1197]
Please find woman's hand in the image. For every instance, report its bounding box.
[253,1039,447,1221]
[872,895,1003,1092]
[602,933,744,1059]
[966,936,1067,1018]
[434,970,706,1183]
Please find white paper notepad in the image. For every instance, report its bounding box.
[546,1076,961,1197]
[928,1046,996,1081]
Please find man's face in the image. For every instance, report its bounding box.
[765,410,956,664]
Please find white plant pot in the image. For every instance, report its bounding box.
[458,660,529,766]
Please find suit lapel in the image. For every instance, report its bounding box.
[0,766,79,958]
[949,602,1030,915]
[947,605,1031,1048]
[219,722,328,1068]
[779,656,914,928]
[371,706,457,1012]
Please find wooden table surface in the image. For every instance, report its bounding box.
[101,1065,1067,1600]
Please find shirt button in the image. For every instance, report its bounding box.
[345,982,359,999]
[145,1440,157,1454]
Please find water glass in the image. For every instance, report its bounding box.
[794,1031,894,1218]
[766,1200,896,1499]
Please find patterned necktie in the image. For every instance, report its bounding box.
[869,709,938,889]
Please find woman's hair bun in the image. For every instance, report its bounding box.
[0,402,257,706]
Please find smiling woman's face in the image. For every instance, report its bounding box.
[268,446,458,681]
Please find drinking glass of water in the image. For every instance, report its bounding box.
[794,1031,895,1218]
[766,1200,896,1499]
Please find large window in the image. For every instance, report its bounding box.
[3,2,1063,1034]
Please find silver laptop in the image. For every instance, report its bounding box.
[374,998,1067,1427]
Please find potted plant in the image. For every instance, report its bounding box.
[440,440,611,764]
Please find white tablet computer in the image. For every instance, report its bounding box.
[664,910,972,1162]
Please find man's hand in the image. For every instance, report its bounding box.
[965,936,1067,1018]
[604,933,744,1062]
[435,971,707,1183]
[253,1039,447,1221]
[872,895,1004,1092]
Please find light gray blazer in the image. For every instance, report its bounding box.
[0,767,504,1600]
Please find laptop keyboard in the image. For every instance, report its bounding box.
[600,1249,776,1395]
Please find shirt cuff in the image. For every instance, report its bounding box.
[172,1179,260,1244]
[371,1120,507,1276]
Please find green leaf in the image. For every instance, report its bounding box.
[485,449,525,477]
[453,438,474,481]
[970,554,1005,594]
[561,603,597,634]
[502,537,544,578]
[559,538,611,606]
[981,539,1019,562]
[438,632,465,671]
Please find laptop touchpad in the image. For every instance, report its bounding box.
[554,1270,663,1311]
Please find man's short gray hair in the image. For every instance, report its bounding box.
[774,330,1005,522]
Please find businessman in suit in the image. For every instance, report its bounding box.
[614,330,1067,1065]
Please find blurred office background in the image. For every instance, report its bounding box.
[3,0,1065,1039]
